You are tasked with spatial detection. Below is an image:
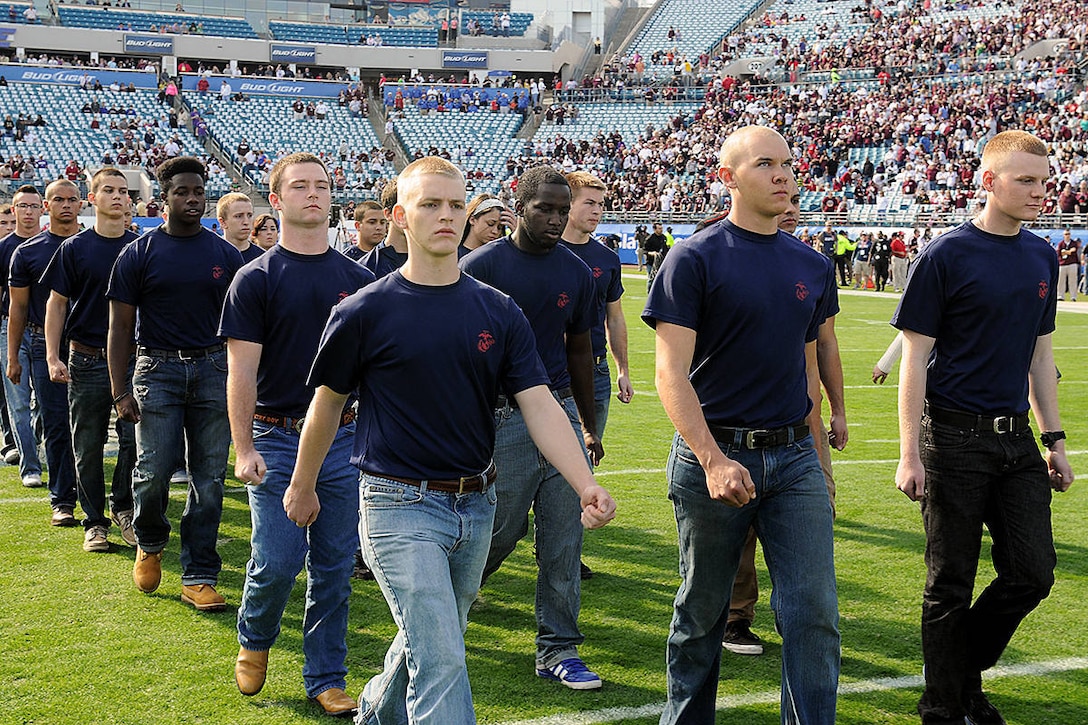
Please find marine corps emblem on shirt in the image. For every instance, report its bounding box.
[212,265,225,279]
[592,266,603,279]
[557,292,570,309]
[795,281,809,301]
[1039,280,1048,299]
[477,330,495,353]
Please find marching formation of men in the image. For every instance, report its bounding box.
[4,128,1074,725]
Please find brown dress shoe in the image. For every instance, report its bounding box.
[133,546,163,593]
[235,647,269,696]
[51,506,77,527]
[181,584,227,612]
[312,688,358,718]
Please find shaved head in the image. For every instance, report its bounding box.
[718,126,790,170]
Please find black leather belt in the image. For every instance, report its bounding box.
[496,385,572,410]
[709,423,810,449]
[27,322,44,335]
[365,461,497,494]
[925,404,1029,435]
[253,407,356,433]
[594,354,607,365]
[70,340,107,359]
[137,343,225,360]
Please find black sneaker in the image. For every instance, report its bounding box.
[722,620,764,655]
[580,560,593,580]
[965,692,1006,725]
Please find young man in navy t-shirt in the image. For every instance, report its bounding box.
[7,179,80,527]
[343,199,386,262]
[221,153,373,717]
[287,157,614,722]
[460,165,607,689]
[0,185,44,488]
[361,179,409,279]
[107,156,243,611]
[42,168,139,552]
[217,191,264,263]
[893,130,1074,725]
[644,126,840,724]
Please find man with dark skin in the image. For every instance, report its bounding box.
[460,166,605,689]
[107,157,242,610]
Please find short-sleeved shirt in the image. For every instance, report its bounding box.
[561,237,624,359]
[361,241,408,279]
[891,221,1057,415]
[0,232,30,316]
[238,243,265,264]
[343,245,367,262]
[219,245,375,417]
[41,227,138,348]
[9,230,68,328]
[107,226,243,349]
[308,270,548,479]
[460,236,595,391]
[643,219,838,428]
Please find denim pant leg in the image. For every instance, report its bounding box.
[359,474,496,725]
[917,420,1055,722]
[1,321,41,478]
[592,360,611,441]
[131,354,187,553]
[68,352,114,529]
[660,434,757,725]
[28,330,76,508]
[178,352,230,585]
[757,437,839,725]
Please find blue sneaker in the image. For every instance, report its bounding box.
[536,657,602,690]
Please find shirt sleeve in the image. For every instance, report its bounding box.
[106,240,142,305]
[41,242,73,296]
[890,248,944,337]
[642,242,702,330]
[307,302,366,396]
[499,300,550,396]
[8,245,31,289]
[217,266,267,343]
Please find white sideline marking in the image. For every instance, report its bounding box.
[501,657,1088,725]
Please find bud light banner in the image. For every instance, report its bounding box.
[124,34,175,55]
[270,44,317,64]
[0,63,159,89]
[180,73,348,98]
[442,50,488,69]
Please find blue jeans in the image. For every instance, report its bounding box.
[661,433,839,725]
[237,421,358,699]
[130,349,230,585]
[482,394,587,668]
[0,319,40,479]
[358,473,496,725]
[593,359,611,442]
[28,329,76,508]
[916,415,1054,723]
[69,351,136,529]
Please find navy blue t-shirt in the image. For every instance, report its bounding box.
[460,236,595,390]
[643,219,838,428]
[238,243,265,264]
[9,230,68,328]
[361,241,408,279]
[891,221,1058,415]
[343,245,366,262]
[0,232,30,316]
[41,227,139,348]
[561,237,624,359]
[219,245,375,417]
[107,226,243,349]
[308,270,549,479]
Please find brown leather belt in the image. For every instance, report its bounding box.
[253,407,356,433]
[365,461,497,494]
[70,340,107,359]
[137,343,225,360]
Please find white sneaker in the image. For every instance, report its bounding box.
[170,469,191,484]
[21,473,43,488]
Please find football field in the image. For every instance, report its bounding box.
[1,280,1085,724]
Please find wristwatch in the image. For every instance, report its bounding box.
[1039,430,1066,449]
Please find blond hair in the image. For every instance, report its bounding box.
[216,192,252,221]
[981,131,1048,173]
[565,171,607,195]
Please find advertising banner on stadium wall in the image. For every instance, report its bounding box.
[596,223,697,266]
[124,34,176,55]
[442,50,488,69]
[389,1,450,25]
[270,44,317,65]
[0,63,159,89]
[180,73,347,98]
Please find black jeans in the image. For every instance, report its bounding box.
[917,414,1055,723]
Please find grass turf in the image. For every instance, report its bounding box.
[0,281,1085,724]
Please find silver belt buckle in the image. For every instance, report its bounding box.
[745,429,769,448]
[992,416,1012,434]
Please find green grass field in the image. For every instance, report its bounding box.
[1,281,1085,725]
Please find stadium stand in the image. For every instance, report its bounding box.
[460,11,532,38]
[1,3,35,24]
[268,21,439,47]
[57,6,258,38]
[625,0,764,78]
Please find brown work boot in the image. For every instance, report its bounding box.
[133,546,163,593]
[51,506,77,527]
[235,647,269,696]
[181,583,227,612]
[312,688,358,718]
